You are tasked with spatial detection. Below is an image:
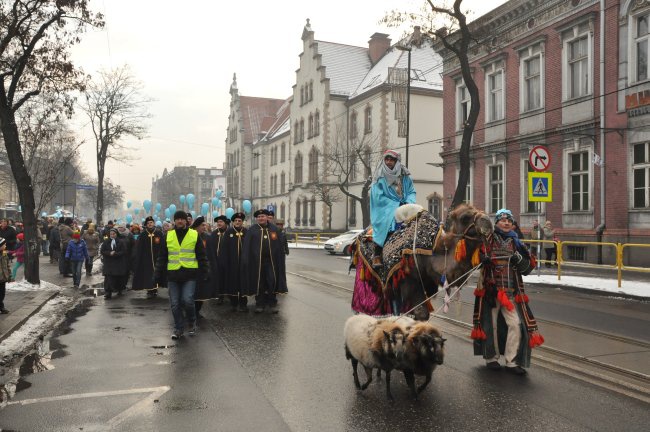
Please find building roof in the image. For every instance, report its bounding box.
[315,41,372,97]
[238,96,285,144]
[350,39,442,99]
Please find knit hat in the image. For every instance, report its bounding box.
[173,210,187,221]
[495,208,514,223]
[17,233,24,241]
[72,231,81,239]
[109,228,119,235]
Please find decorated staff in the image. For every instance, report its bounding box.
[472,208,544,375]
[132,216,164,298]
[220,212,248,312]
[241,209,288,314]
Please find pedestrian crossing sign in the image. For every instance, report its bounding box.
[528,172,552,202]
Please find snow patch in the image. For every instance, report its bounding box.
[6,279,61,292]
[523,274,649,298]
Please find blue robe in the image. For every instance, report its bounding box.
[370,175,416,247]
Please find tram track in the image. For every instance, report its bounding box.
[288,270,650,403]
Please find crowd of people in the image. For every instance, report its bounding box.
[0,210,290,340]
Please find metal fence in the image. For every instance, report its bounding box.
[527,239,650,287]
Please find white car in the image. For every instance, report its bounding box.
[324,230,363,255]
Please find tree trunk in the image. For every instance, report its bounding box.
[361,179,371,228]
[0,108,40,283]
[96,166,104,225]
[327,204,332,230]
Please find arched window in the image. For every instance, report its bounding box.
[234,170,239,196]
[308,113,314,138]
[302,198,308,226]
[309,80,314,101]
[294,153,303,184]
[350,112,358,139]
[294,121,299,143]
[308,147,319,182]
[364,106,372,134]
[280,171,286,193]
[314,111,320,136]
[299,119,305,142]
[281,143,286,162]
[295,199,301,226]
[310,197,316,226]
[280,202,286,220]
[364,147,372,178]
[300,86,304,106]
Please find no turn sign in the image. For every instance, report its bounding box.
[529,145,551,172]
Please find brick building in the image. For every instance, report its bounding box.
[436,0,650,265]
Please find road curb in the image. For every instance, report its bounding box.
[0,289,60,343]
[530,282,649,301]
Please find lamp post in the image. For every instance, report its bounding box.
[396,45,411,166]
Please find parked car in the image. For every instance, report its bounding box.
[324,230,363,255]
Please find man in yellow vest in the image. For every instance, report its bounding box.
[155,210,209,340]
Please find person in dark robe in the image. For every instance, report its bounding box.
[192,217,213,317]
[207,215,230,309]
[100,228,128,299]
[221,212,248,312]
[132,216,164,298]
[241,209,288,314]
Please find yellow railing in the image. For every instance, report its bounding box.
[526,239,650,288]
[288,232,343,246]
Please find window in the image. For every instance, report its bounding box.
[310,197,316,226]
[569,151,590,211]
[308,113,314,138]
[635,14,650,81]
[428,197,441,220]
[633,142,650,208]
[295,199,301,225]
[309,81,314,101]
[350,112,358,140]
[280,203,286,220]
[349,154,357,182]
[563,23,591,100]
[364,148,372,178]
[281,143,286,162]
[300,86,304,106]
[568,36,589,98]
[294,121,299,143]
[281,172,286,193]
[485,62,504,122]
[308,147,319,182]
[488,164,503,213]
[299,119,305,142]
[234,170,239,196]
[270,174,276,195]
[567,245,586,261]
[349,197,356,225]
[456,82,470,130]
[520,43,544,111]
[294,153,303,184]
[314,111,320,136]
[253,152,260,170]
[302,199,308,225]
[364,106,372,134]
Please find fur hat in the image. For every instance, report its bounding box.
[253,209,270,217]
[214,215,230,224]
[173,210,187,221]
[190,216,205,229]
[231,212,245,222]
[144,216,154,224]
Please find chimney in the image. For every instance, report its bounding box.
[368,32,391,65]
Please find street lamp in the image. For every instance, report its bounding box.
[396,45,411,166]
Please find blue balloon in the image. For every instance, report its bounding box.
[155,221,162,227]
[216,190,223,198]
[201,202,209,216]
[143,200,152,213]
[155,202,162,212]
[127,201,132,209]
[211,197,218,206]
[164,208,171,219]
[187,193,195,209]
[179,195,186,205]
[242,200,252,214]
[225,207,235,219]
[134,208,140,216]
[169,204,177,215]
[212,210,219,218]
[215,200,222,209]
[190,210,196,218]
[126,214,133,224]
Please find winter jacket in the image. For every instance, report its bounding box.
[0,226,17,251]
[0,251,12,283]
[59,224,74,251]
[49,225,61,250]
[65,240,90,262]
[100,238,128,276]
[12,243,25,263]
[82,232,101,257]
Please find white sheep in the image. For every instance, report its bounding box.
[343,314,409,400]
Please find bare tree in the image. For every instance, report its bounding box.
[383,0,481,209]
[325,127,380,227]
[0,0,103,283]
[76,176,124,222]
[81,65,152,225]
[17,98,82,215]
[309,182,341,230]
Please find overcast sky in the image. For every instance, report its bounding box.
[70,0,503,205]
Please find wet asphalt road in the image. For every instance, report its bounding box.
[0,250,648,431]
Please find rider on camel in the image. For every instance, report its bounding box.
[370,149,416,270]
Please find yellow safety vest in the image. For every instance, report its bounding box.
[166,228,199,270]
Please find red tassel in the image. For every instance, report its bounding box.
[523,294,529,303]
[473,288,485,298]
[497,290,515,311]
[528,332,545,348]
[470,326,487,340]
[455,239,467,262]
